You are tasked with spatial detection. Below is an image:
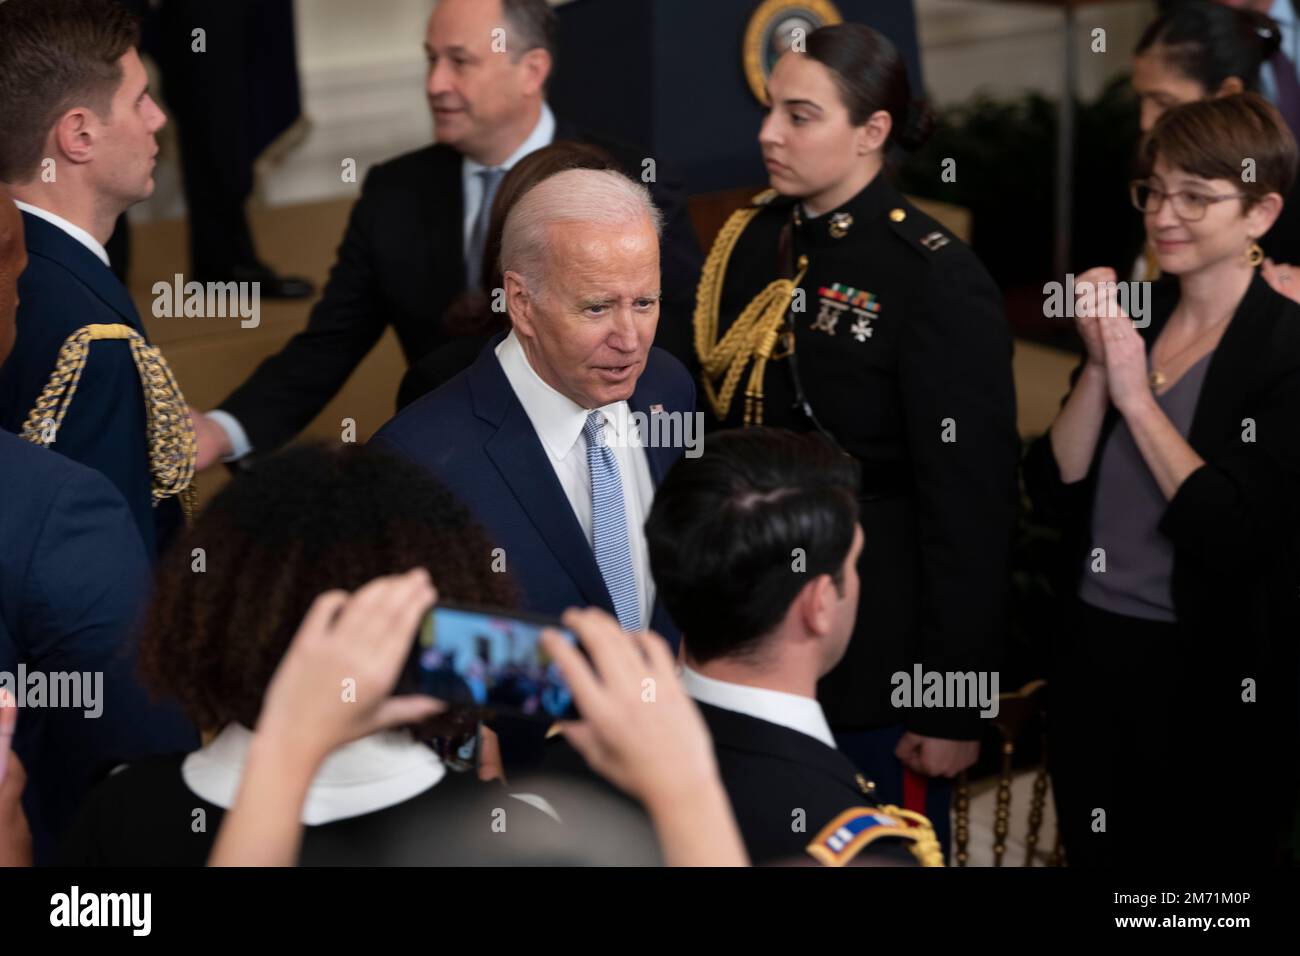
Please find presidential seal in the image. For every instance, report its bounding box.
[742,0,843,104]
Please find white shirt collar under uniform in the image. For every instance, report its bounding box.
[682,666,837,749]
[14,200,111,268]
[496,329,635,463]
[461,102,556,254]
[181,723,446,825]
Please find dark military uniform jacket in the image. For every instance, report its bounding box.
[697,703,939,867]
[694,175,1019,737]
[538,700,940,867]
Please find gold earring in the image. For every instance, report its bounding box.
[1247,241,1264,267]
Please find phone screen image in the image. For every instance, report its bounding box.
[415,603,575,720]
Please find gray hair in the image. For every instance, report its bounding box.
[500,167,664,298]
[502,0,557,64]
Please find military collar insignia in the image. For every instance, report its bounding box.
[828,211,853,239]
[812,283,880,341]
[920,230,950,252]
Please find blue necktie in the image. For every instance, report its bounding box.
[1272,49,1300,138]
[583,411,641,632]
[467,167,506,290]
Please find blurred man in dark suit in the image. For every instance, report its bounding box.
[0,185,197,865]
[193,0,702,468]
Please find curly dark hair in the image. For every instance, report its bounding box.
[139,442,517,733]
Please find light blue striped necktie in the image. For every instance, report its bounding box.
[583,411,641,632]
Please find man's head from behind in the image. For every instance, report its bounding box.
[0,184,27,366]
[646,428,864,678]
[501,167,663,410]
[0,0,163,211]
[426,0,555,162]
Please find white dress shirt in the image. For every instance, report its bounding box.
[13,201,111,268]
[462,102,556,262]
[181,723,446,825]
[496,330,656,626]
[681,666,837,749]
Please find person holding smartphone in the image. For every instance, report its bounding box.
[58,443,551,866]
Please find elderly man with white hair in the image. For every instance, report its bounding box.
[373,167,695,652]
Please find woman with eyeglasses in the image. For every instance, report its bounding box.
[1130,2,1300,290]
[1026,93,1300,868]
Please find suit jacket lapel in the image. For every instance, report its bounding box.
[21,212,143,331]
[468,342,614,612]
[1187,272,1272,451]
[628,372,676,485]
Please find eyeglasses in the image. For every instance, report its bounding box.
[1130,180,1247,221]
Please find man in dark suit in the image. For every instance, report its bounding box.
[193,0,702,467]
[543,427,941,866]
[641,427,944,865]
[374,167,694,651]
[0,186,198,864]
[0,0,201,559]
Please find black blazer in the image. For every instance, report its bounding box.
[1024,273,1300,738]
[538,700,927,866]
[218,122,703,454]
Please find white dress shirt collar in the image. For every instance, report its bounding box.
[181,723,446,825]
[682,666,837,749]
[14,200,111,268]
[463,102,557,182]
[495,329,634,462]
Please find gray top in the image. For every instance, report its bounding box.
[1078,351,1214,621]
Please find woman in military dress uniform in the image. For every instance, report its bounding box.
[694,23,1019,851]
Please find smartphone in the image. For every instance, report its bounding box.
[414,602,576,720]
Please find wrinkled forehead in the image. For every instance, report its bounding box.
[542,218,661,292]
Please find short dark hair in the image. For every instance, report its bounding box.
[138,443,517,732]
[1137,92,1298,207]
[502,0,557,64]
[0,0,140,182]
[806,23,934,152]
[1135,0,1280,94]
[645,428,860,664]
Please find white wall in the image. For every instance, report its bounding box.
[918,0,1155,105]
[134,0,1155,220]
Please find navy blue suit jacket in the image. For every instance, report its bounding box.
[0,211,181,559]
[372,336,695,649]
[0,430,197,864]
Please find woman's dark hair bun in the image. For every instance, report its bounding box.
[897,96,936,152]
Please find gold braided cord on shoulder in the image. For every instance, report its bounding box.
[21,323,197,520]
[693,206,808,426]
[879,804,946,868]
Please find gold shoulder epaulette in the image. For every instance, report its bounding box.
[806,804,945,868]
[693,204,807,426]
[750,187,780,206]
[21,323,197,520]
